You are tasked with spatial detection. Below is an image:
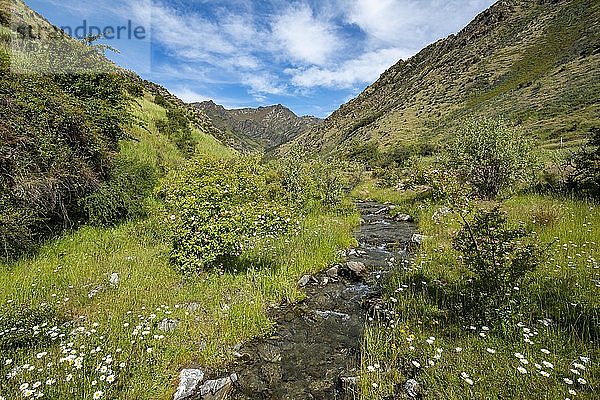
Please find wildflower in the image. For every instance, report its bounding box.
[455,347,463,352]
[573,362,586,370]
[577,378,587,385]
[464,378,473,385]
[4,359,12,366]
[45,379,55,386]
[542,361,554,369]
[20,383,30,391]
[541,348,550,355]
[563,378,573,385]
[539,371,550,377]
[412,361,421,368]
[517,366,527,374]
[23,389,34,397]
[486,348,496,354]
[520,358,529,365]
[65,374,73,382]
[570,369,580,375]
[579,356,590,364]
[569,389,577,396]
[93,391,104,399]
[106,375,115,383]
[514,353,524,359]
[146,347,153,353]
[426,337,435,345]
[367,365,376,372]
[36,352,47,359]
[32,382,42,389]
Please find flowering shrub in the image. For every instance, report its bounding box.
[444,118,536,199]
[453,207,543,322]
[160,157,299,274]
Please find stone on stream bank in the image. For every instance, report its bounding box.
[173,368,238,400]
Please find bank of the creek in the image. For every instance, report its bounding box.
[221,201,417,399]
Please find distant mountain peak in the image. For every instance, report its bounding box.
[192,101,322,152]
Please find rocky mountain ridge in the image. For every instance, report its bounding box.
[286,0,600,155]
[193,100,321,152]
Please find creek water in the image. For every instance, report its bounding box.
[228,201,416,399]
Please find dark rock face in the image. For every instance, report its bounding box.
[192,101,321,152]
[223,202,416,400]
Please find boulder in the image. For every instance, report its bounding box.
[410,234,427,246]
[403,378,420,400]
[346,261,368,280]
[394,213,414,222]
[109,272,120,287]
[173,369,205,400]
[326,265,339,278]
[298,275,316,287]
[199,374,238,400]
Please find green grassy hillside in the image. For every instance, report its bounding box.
[287,0,600,157]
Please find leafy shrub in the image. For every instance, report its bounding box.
[567,127,600,198]
[0,70,137,259]
[81,155,157,226]
[272,147,348,210]
[444,118,536,199]
[453,207,543,322]
[155,108,197,157]
[160,157,299,274]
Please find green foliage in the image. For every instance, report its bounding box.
[0,303,62,350]
[568,127,600,198]
[155,108,198,157]
[347,142,382,168]
[453,207,543,322]
[0,70,137,260]
[81,155,158,226]
[160,157,299,274]
[271,147,348,210]
[444,118,536,199]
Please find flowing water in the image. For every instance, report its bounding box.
[226,201,416,399]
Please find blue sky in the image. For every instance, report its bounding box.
[26,0,495,117]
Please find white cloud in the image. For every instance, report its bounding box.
[242,73,287,95]
[171,87,211,103]
[271,4,340,66]
[347,0,494,47]
[287,47,413,88]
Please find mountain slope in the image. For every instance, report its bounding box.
[193,101,321,151]
[289,0,600,155]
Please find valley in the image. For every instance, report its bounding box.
[1,0,599,399]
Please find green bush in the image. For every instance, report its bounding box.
[160,157,299,274]
[567,127,600,198]
[81,155,157,226]
[271,148,347,210]
[453,207,543,322]
[444,118,536,199]
[155,108,197,157]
